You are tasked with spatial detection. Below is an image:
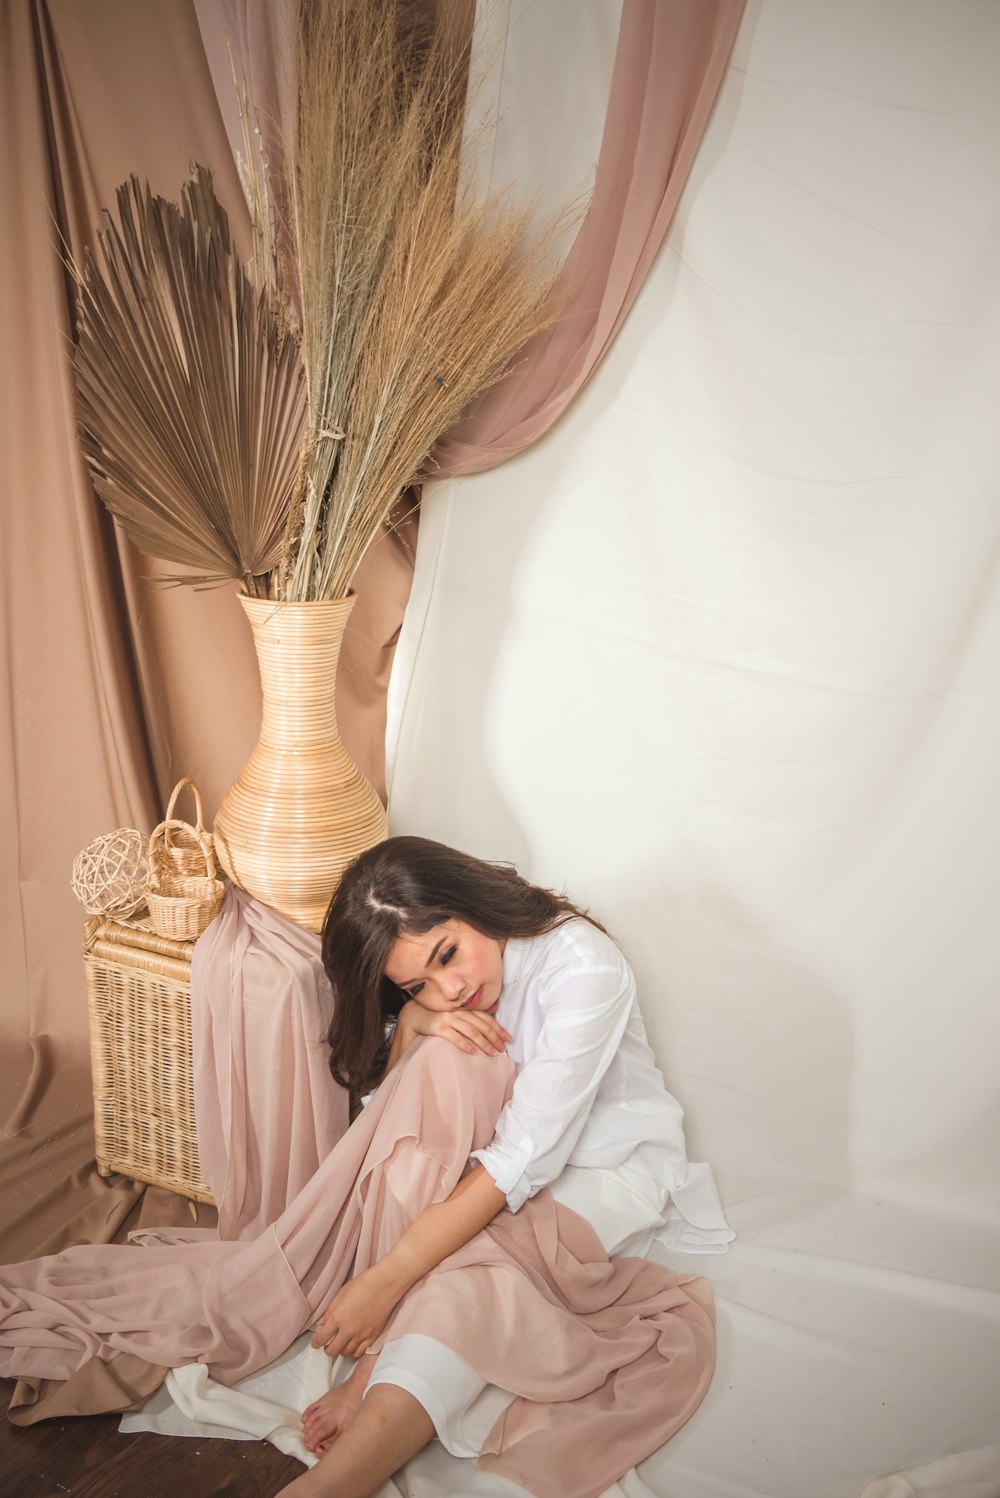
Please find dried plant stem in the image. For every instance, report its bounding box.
[276,0,562,601]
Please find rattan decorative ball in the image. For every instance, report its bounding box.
[72,828,149,918]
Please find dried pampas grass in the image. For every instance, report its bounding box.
[73,167,306,593]
[277,0,564,600]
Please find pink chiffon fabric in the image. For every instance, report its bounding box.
[1,1026,715,1498]
[191,886,349,1241]
[428,0,746,476]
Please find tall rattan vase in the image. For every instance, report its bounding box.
[213,594,388,931]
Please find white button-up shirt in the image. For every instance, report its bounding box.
[471,920,726,1247]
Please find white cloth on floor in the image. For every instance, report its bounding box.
[122,1326,661,1498]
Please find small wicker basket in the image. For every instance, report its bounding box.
[146,818,224,941]
[160,778,216,879]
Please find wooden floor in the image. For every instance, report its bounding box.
[0,1386,304,1497]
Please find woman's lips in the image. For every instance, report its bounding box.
[460,986,483,1009]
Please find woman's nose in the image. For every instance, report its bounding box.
[441,971,465,1001]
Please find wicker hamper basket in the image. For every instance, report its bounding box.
[83,913,214,1204]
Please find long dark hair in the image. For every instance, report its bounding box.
[321,835,603,1091]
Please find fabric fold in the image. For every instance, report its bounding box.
[190,885,350,1240]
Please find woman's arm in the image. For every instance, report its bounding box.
[472,949,635,1212]
[311,1164,506,1359]
[381,1000,512,1081]
[315,1008,511,1357]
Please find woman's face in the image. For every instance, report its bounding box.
[384,919,505,1014]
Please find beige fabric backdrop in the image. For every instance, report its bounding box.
[1,0,245,1195]
[0,0,412,1249]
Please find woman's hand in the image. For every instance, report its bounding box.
[312,1169,505,1367]
[399,998,512,1058]
[311,1262,403,1360]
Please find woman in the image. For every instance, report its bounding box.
[286,835,733,1496]
[0,838,726,1498]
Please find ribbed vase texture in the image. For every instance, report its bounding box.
[213,594,388,932]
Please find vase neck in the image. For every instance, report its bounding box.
[242,598,354,752]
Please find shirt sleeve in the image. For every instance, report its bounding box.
[470,951,635,1211]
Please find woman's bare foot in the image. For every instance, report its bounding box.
[302,1353,375,1455]
[280,1382,434,1498]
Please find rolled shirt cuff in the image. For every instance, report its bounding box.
[661,1159,735,1253]
[470,1136,535,1213]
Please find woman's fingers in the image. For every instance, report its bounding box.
[466,1012,513,1045]
[311,1321,330,1348]
[312,1271,393,1358]
[483,1005,514,1042]
[446,1021,499,1055]
[425,1007,512,1049]
[456,1014,511,1053]
[313,1311,346,1354]
[425,1008,512,1056]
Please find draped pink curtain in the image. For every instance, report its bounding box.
[194,0,745,481]
[432,0,746,475]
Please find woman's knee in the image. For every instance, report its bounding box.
[397,1039,514,1143]
[403,1035,512,1087]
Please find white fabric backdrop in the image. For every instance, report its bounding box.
[386,1,1000,1495]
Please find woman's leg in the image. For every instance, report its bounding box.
[279,1383,434,1497]
[341,1158,669,1464]
[284,1039,515,1309]
[291,1042,515,1463]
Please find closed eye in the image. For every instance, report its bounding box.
[402,942,458,997]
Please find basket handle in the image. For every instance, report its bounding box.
[164,779,206,840]
[147,818,217,887]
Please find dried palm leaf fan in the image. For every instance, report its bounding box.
[73,165,306,595]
